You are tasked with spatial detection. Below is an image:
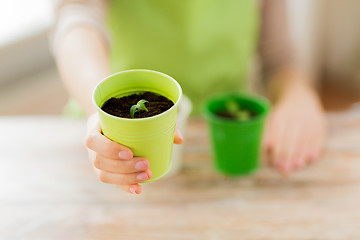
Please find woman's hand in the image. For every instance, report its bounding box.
[263,81,326,175]
[85,114,183,194]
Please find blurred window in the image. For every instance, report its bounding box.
[0,0,54,48]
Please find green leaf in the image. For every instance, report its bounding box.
[137,99,149,111]
[129,99,149,118]
[236,110,250,121]
[130,105,138,118]
[225,99,251,121]
[226,100,240,116]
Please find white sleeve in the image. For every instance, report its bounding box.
[50,0,109,56]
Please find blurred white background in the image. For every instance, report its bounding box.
[0,0,68,115]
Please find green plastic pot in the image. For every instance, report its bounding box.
[93,70,182,182]
[203,93,270,175]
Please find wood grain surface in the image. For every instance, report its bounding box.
[1,112,360,240]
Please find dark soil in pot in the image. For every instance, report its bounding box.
[101,91,174,118]
[215,110,257,120]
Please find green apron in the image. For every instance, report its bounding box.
[107,0,259,114]
[65,0,259,116]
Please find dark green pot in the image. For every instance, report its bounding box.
[203,93,270,175]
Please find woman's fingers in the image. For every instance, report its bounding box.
[93,162,152,185]
[263,90,326,176]
[85,131,133,160]
[116,184,142,194]
[273,126,302,174]
[98,169,152,185]
[85,113,161,194]
[85,114,133,160]
[174,127,184,144]
[89,150,150,193]
[93,155,149,174]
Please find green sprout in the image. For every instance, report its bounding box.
[226,99,250,121]
[130,99,149,118]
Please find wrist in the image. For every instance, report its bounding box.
[266,68,316,103]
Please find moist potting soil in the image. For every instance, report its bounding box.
[215,110,257,120]
[101,92,174,118]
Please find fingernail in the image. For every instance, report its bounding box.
[308,153,318,162]
[174,131,184,144]
[119,151,132,159]
[147,169,152,179]
[278,162,290,174]
[177,130,184,141]
[296,159,304,168]
[129,187,136,194]
[284,163,292,172]
[137,172,149,181]
[134,160,148,170]
[274,160,281,167]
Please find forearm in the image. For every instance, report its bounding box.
[266,68,316,102]
[55,26,111,115]
[258,0,316,103]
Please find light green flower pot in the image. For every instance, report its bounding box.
[93,70,182,182]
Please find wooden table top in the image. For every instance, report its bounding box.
[1,111,360,240]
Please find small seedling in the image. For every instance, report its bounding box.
[130,99,149,118]
[226,99,250,121]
